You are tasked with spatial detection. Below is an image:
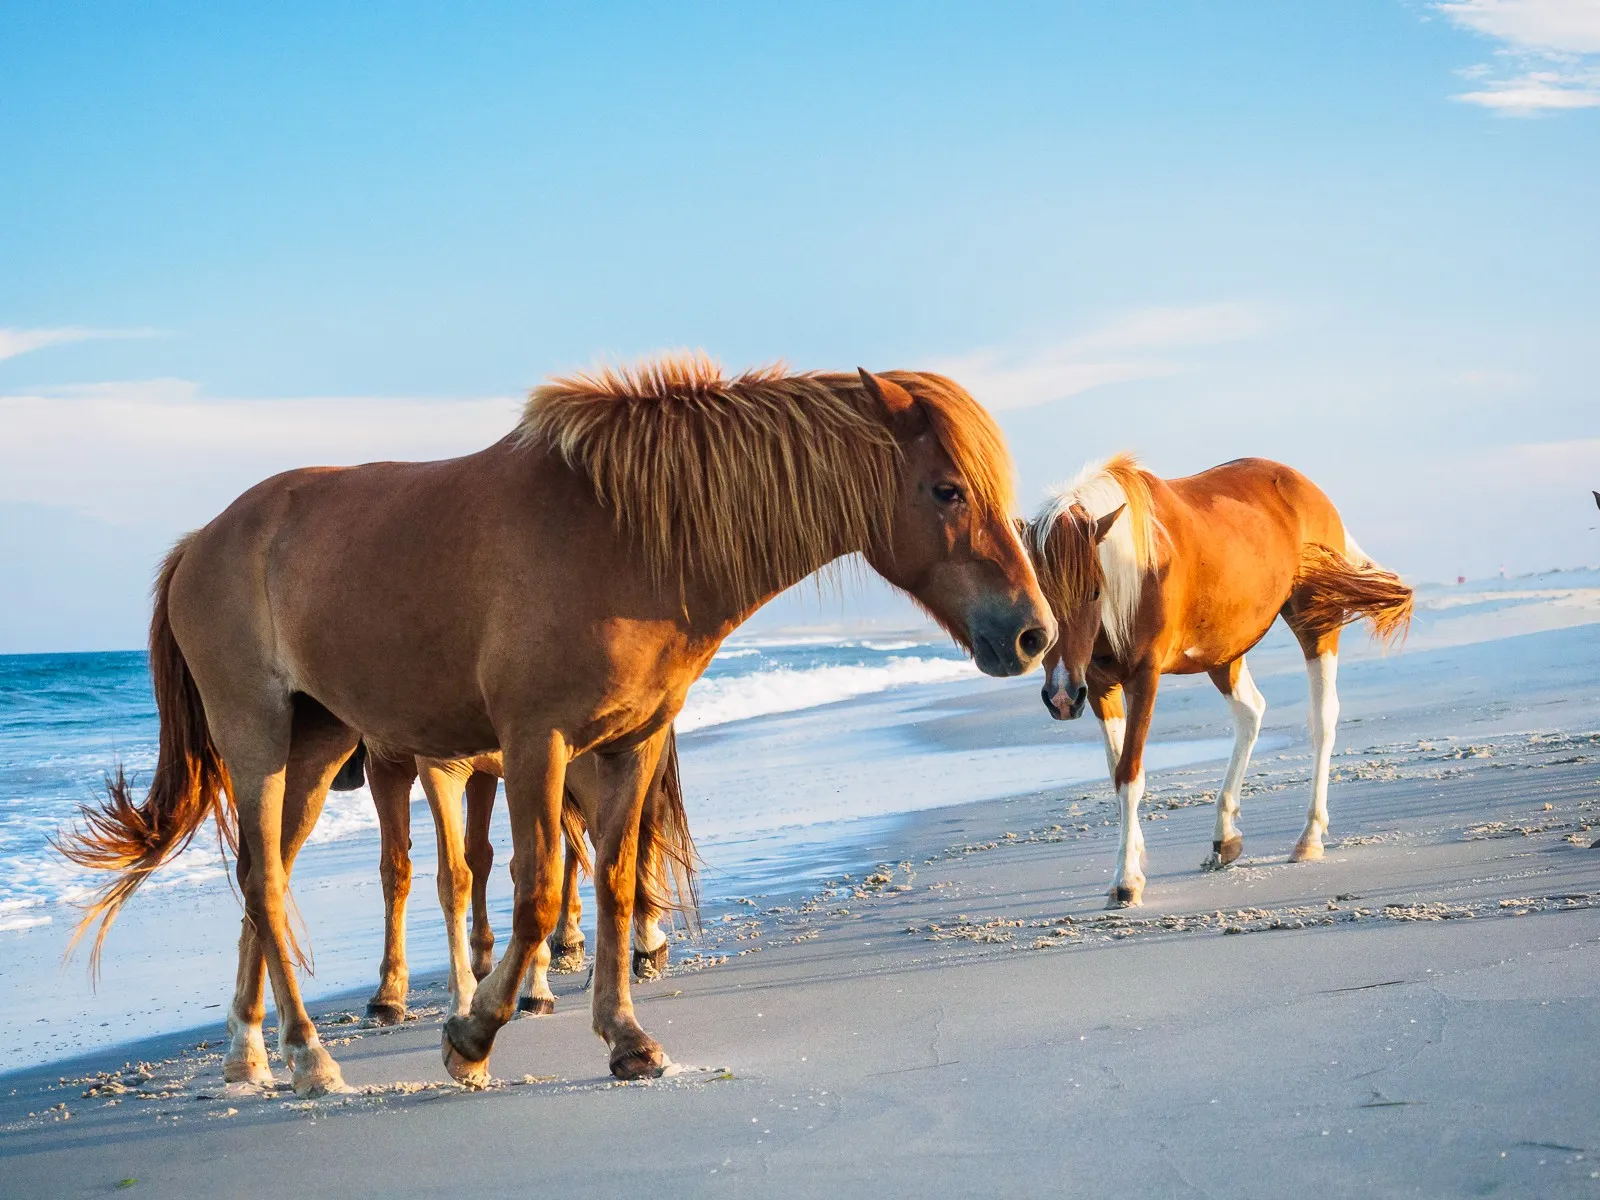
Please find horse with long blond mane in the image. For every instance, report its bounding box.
[359,734,694,1026]
[57,354,1052,1095]
[1029,454,1412,907]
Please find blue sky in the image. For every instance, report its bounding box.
[2,1,1597,651]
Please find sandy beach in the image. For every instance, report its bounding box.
[2,572,1598,1198]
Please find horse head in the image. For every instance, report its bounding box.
[1031,501,1123,719]
[856,369,1053,677]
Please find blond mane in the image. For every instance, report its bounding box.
[1029,452,1164,658]
[518,352,1016,612]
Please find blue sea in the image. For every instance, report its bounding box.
[0,634,1229,1068]
[0,637,974,935]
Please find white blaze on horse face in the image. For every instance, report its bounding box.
[1214,660,1266,849]
[1048,661,1071,702]
[1295,651,1340,860]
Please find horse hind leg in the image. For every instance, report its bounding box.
[630,840,668,981]
[1291,642,1340,862]
[224,839,274,1087]
[549,842,587,973]
[516,939,556,1016]
[365,752,418,1024]
[420,762,479,1019]
[464,771,498,981]
[1203,658,1265,870]
[631,915,668,981]
[222,698,355,1097]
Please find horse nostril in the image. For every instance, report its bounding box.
[1074,685,1087,706]
[1018,627,1048,659]
[1040,686,1053,710]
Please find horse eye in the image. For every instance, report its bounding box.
[932,482,964,504]
[1091,587,1100,601]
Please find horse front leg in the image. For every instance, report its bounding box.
[1107,667,1158,908]
[441,731,567,1088]
[463,771,498,981]
[591,730,671,1079]
[366,753,419,1024]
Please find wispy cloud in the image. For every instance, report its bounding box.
[0,326,162,362]
[0,379,520,527]
[934,302,1270,413]
[1435,0,1600,114]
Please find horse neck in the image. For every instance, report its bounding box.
[691,548,868,645]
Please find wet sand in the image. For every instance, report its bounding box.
[2,579,1598,1198]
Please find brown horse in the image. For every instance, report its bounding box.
[58,355,1052,1094]
[1029,455,1412,907]
[361,734,694,1025]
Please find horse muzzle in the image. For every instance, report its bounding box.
[970,606,1054,678]
[1041,682,1087,721]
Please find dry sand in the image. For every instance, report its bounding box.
[2,576,1598,1198]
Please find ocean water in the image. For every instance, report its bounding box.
[0,635,1241,1068]
[0,636,975,936]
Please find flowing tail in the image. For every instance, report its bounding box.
[1293,542,1414,647]
[51,536,236,976]
[638,730,701,933]
[558,728,700,931]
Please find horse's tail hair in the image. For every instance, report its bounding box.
[637,730,701,934]
[52,535,236,978]
[560,792,592,878]
[1294,542,1414,648]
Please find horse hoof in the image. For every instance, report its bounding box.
[289,1047,351,1098]
[222,1055,275,1086]
[609,1044,669,1081]
[550,940,586,974]
[365,1000,408,1026]
[1106,884,1143,908]
[632,943,668,981]
[1290,841,1325,863]
[517,995,556,1017]
[470,956,494,982]
[1212,835,1243,867]
[441,1022,491,1089]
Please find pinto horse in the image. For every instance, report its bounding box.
[359,734,694,1026]
[58,355,1052,1094]
[1029,455,1412,907]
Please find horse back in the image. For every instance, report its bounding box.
[1150,459,1345,669]
[166,438,693,762]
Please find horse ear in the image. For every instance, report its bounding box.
[857,369,919,418]
[1094,505,1126,544]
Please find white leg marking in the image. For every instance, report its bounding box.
[225,1011,272,1085]
[1098,715,1126,783]
[519,939,554,1012]
[1109,768,1147,905]
[1294,652,1339,861]
[632,916,667,955]
[1210,660,1266,862]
